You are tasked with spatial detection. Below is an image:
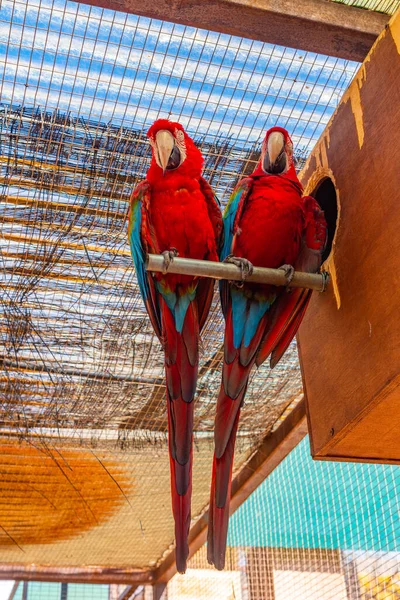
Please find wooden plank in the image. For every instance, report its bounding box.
[72,0,388,62]
[297,8,400,463]
[7,582,20,600]
[153,583,167,600]
[151,400,307,585]
[0,565,153,585]
[118,585,143,600]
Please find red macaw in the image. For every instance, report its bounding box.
[208,126,327,570]
[128,119,222,573]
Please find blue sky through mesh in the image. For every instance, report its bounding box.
[0,0,359,157]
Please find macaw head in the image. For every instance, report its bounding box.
[147,119,203,180]
[260,126,295,175]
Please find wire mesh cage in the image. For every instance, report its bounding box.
[329,0,400,13]
[1,0,359,444]
[1,0,396,585]
[166,437,400,600]
[12,582,112,598]
[15,436,397,598]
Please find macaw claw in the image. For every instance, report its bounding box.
[224,254,254,282]
[162,248,179,273]
[278,263,295,286]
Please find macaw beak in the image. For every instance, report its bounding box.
[155,130,175,174]
[267,131,285,164]
[263,131,287,174]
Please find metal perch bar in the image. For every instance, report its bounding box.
[146,255,328,291]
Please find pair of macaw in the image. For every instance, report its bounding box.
[128,119,327,573]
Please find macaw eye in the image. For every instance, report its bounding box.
[166,144,181,170]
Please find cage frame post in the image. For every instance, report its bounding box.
[71,0,388,62]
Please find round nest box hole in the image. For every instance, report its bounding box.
[311,177,337,262]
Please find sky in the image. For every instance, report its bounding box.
[0,0,360,156]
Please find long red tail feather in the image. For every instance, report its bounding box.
[208,170,327,572]
[208,409,241,570]
[270,292,311,368]
[209,288,313,570]
[162,298,199,574]
[208,308,256,569]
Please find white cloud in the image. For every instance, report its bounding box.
[0,0,358,150]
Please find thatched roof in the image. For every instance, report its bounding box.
[0,0,366,574]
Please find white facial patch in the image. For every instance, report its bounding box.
[149,136,158,163]
[174,128,187,164]
[149,129,186,170]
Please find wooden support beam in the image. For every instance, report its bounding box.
[146,254,328,291]
[8,582,21,600]
[151,399,307,585]
[73,0,388,62]
[21,582,28,600]
[118,585,143,600]
[0,565,153,585]
[231,400,307,507]
[153,583,167,600]
[0,356,163,386]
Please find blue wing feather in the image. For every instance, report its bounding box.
[128,181,162,339]
[128,195,149,301]
[220,178,252,262]
[220,177,273,349]
[219,178,253,318]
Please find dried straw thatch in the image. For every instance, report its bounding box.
[0,103,304,568]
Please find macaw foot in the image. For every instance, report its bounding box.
[278,264,295,286]
[161,248,178,274]
[224,255,254,283]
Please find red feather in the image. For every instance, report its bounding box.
[208,128,327,570]
[207,410,240,571]
[130,120,223,573]
[163,298,197,572]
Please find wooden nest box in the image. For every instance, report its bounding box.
[297,8,400,464]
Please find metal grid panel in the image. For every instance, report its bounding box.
[12,582,110,599]
[169,437,400,600]
[0,0,358,570]
[329,0,400,15]
[0,0,358,438]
